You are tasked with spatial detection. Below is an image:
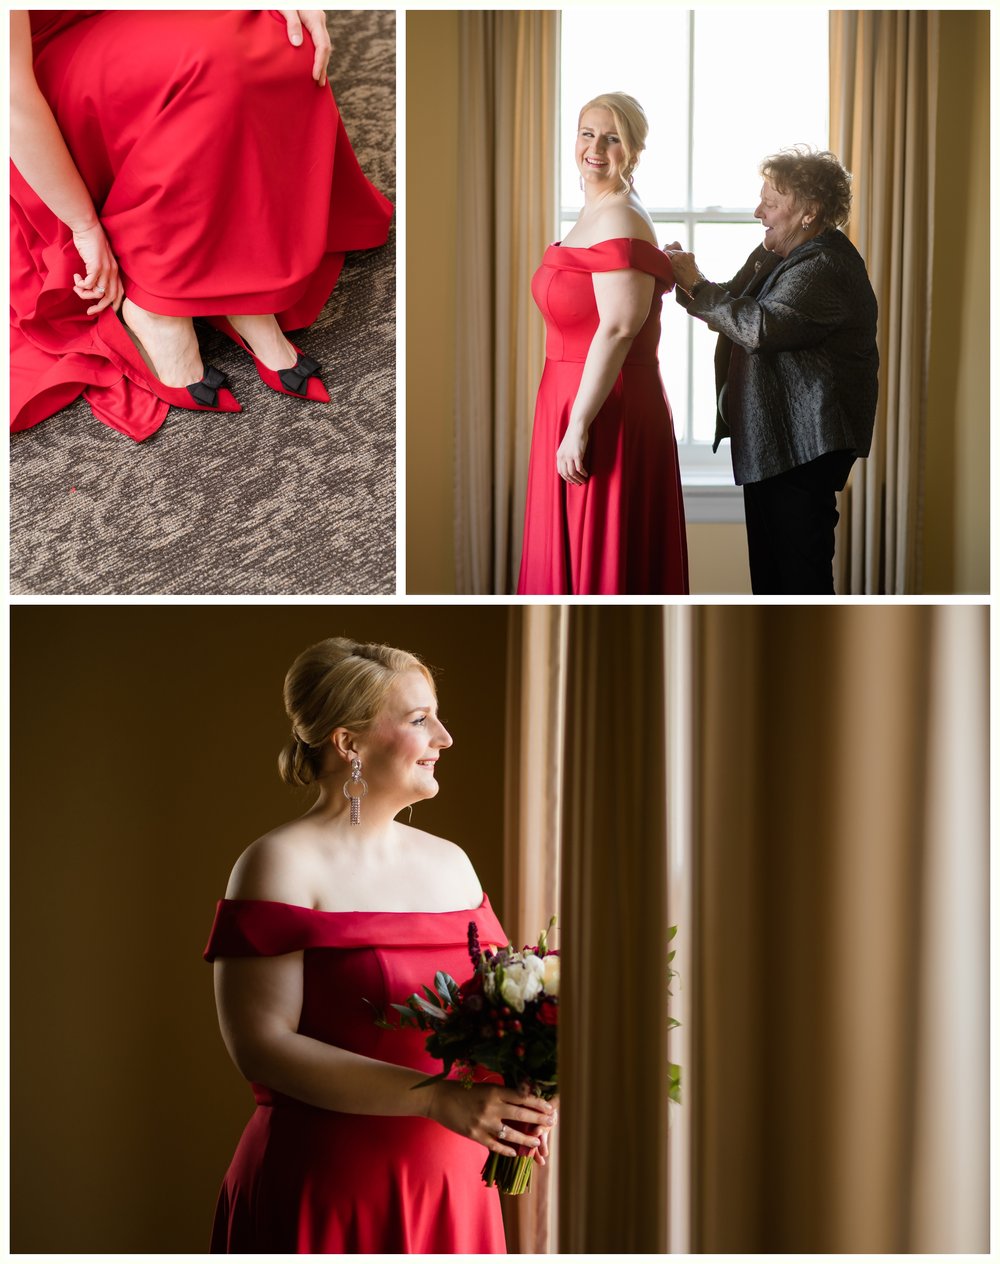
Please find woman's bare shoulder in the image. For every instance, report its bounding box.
[225,819,324,904]
[399,825,484,901]
[594,199,658,246]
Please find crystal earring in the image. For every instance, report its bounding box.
[342,757,368,826]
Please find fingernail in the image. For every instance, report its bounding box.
[291,32,302,44]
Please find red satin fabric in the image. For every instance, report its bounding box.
[204,896,508,1254]
[11,10,392,440]
[517,237,689,594]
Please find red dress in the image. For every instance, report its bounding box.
[11,10,392,440]
[204,895,508,1254]
[516,238,689,594]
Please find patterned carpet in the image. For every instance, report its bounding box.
[10,10,396,595]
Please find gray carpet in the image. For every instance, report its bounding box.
[10,10,396,596]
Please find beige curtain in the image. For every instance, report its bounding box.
[557,608,674,1252]
[502,605,566,1253]
[454,12,558,594]
[830,12,939,593]
[693,605,988,1251]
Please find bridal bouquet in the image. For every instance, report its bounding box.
[382,917,559,1196]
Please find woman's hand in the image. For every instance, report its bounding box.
[71,223,123,315]
[665,248,706,295]
[427,1081,556,1162]
[281,11,332,86]
[556,421,590,485]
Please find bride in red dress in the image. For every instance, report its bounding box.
[10,10,392,440]
[204,637,555,1253]
[517,92,689,594]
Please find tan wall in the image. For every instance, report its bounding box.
[406,12,459,594]
[688,522,752,594]
[405,11,988,596]
[924,10,990,593]
[10,606,510,1251]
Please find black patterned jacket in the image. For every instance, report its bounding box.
[678,229,879,485]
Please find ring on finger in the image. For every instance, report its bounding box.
[95,285,106,295]
[497,1124,507,1142]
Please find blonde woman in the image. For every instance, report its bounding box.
[205,637,555,1253]
[517,92,688,594]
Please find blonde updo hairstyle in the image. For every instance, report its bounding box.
[278,637,434,788]
[579,91,648,193]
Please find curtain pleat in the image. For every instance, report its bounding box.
[692,605,988,1251]
[558,608,672,1252]
[502,605,566,1253]
[455,12,558,594]
[830,12,938,593]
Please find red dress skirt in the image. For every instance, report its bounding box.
[11,10,392,440]
[204,895,508,1253]
[516,237,689,594]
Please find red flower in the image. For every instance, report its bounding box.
[538,1000,558,1026]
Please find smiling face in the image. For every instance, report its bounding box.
[754,179,818,258]
[576,107,625,191]
[356,668,453,805]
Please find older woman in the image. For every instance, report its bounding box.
[517,92,688,595]
[205,637,555,1253]
[668,147,878,595]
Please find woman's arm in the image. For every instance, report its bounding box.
[556,266,655,484]
[214,955,553,1160]
[672,247,844,353]
[10,12,122,313]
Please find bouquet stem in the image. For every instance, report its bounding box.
[481,1151,535,1196]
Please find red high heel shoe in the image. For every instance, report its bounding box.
[209,316,330,403]
[102,311,241,412]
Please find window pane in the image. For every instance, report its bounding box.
[560,9,689,211]
[691,10,829,208]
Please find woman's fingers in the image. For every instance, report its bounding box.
[488,1122,542,1155]
[303,11,331,85]
[281,10,304,46]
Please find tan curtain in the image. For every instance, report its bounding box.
[502,605,566,1253]
[557,608,674,1252]
[455,12,558,594]
[830,12,939,593]
[693,605,988,1251]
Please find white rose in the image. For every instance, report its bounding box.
[521,956,544,1005]
[542,954,560,996]
[499,964,528,1012]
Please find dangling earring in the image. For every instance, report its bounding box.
[343,757,368,826]
[579,173,584,192]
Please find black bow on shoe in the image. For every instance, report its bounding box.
[186,364,227,408]
[278,352,322,396]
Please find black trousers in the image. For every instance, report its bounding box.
[742,450,856,595]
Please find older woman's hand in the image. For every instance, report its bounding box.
[281,10,332,86]
[665,249,706,296]
[71,223,123,315]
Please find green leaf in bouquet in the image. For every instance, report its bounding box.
[667,925,678,942]
[412,995,447,1020]
[434,971,461,1006]
[668,1061,682,1105]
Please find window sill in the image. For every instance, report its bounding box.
[681,479,745,524]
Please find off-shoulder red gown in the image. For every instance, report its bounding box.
[204,895,508,1253]
[11,10,393,440]
[517,237,689,594]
